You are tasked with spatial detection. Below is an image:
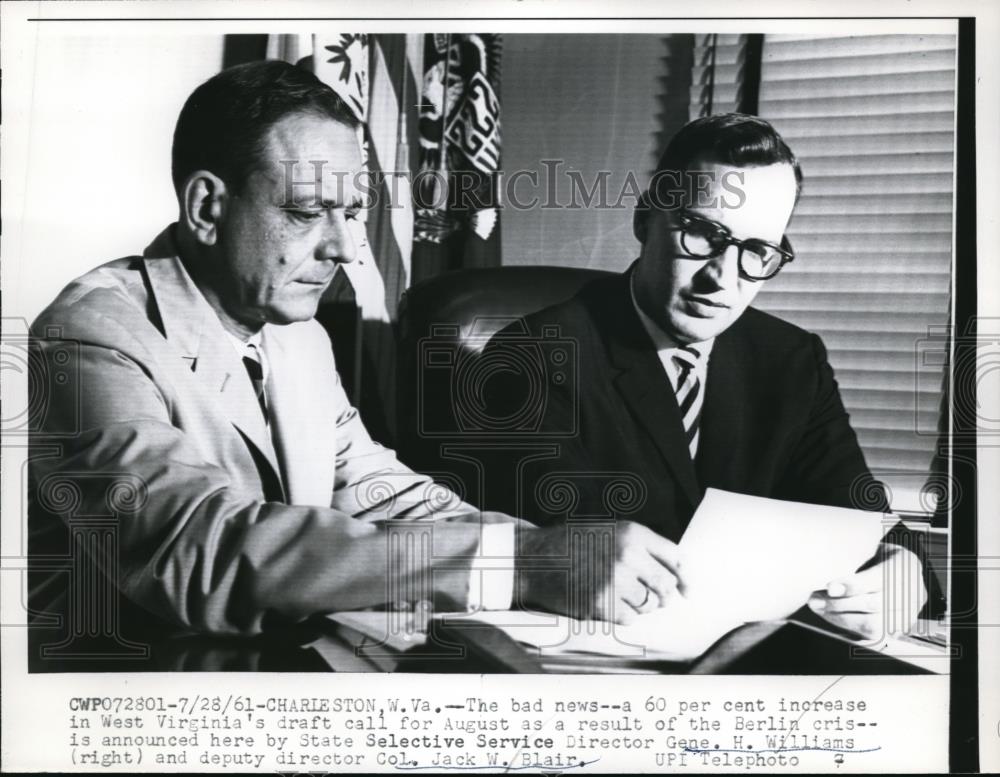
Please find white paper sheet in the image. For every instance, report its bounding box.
[443,489,890,660]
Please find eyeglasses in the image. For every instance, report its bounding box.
[673,210,795,281]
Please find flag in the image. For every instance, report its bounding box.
[412,33,503,283]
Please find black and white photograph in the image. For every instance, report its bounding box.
[1,1,996,773]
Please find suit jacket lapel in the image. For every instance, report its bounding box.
[142,230,284,494]
[264,326,338,507]
[599,275,701,509]
[697,321,749,489]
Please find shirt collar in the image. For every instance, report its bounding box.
[225,328,263,350]
[225,329,269,381]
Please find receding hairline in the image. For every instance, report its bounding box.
[170,60,361,195]
[174,108,360,196]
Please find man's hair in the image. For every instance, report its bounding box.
[646,112,803,209]
[171,60,360,194]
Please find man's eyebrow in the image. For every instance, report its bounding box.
[684,210,729,230]
[281,197,336,208]
[686,210,785,246]
[281,196,365,210]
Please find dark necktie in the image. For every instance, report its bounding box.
[242,342,269,424]
[672,345,704,459]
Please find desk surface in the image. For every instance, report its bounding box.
[27,615,946,674]
[309,615,944,675]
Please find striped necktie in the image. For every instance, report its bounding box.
[672,345,704,459]
[242,342,269,424]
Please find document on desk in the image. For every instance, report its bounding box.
[445,488,890,660]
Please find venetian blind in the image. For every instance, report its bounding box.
[689,33,750,117]
[751,34,956,511]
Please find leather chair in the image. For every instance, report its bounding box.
[395,265,613,483]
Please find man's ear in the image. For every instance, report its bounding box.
[180,171,227,246]
[633,190,651,244]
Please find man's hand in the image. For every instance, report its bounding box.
[515,521,685,625]
[807,544,927,640]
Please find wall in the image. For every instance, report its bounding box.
[4,34,225,323]
[499,34,693,271]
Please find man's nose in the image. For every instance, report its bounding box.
[702,243,741,288]
[316,213,358,265]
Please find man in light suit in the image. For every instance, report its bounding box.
[484,114,933,638]
[27,61,685,653]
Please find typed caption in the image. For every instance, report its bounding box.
[15,675,945,773]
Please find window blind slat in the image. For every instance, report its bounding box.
[761,91,954,118]
[790,249,949,263]
[762,49,957,80]
[866,449,938,473]
[761,70,955,99]
[858,447,937,468]
[803,172,953,195]
[786,260,950,275]
[803,153,954,175]
[793,192,953,215]
[818,330,948,351]
[790,213,952,232]
[760,292,949,313]
[773,111,954,137]
[792,233,952,251]
[832,369,942,394]
[820,351,937,373]
[850,407,939,430]
[763,34,955,60]
[788,132,953,158]
[760,272,948,293]
[768,311,941,334]
[856,430,939,453]
[841,388,940,410]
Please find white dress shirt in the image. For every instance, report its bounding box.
[225,329,269,382]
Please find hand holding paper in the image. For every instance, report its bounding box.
[808,543,928,638]
[516,520,686,624]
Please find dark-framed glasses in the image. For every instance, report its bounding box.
[675,210,795,281]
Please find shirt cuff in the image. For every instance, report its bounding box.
[467,523,515,611]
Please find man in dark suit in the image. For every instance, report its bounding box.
[485,114,929,638]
